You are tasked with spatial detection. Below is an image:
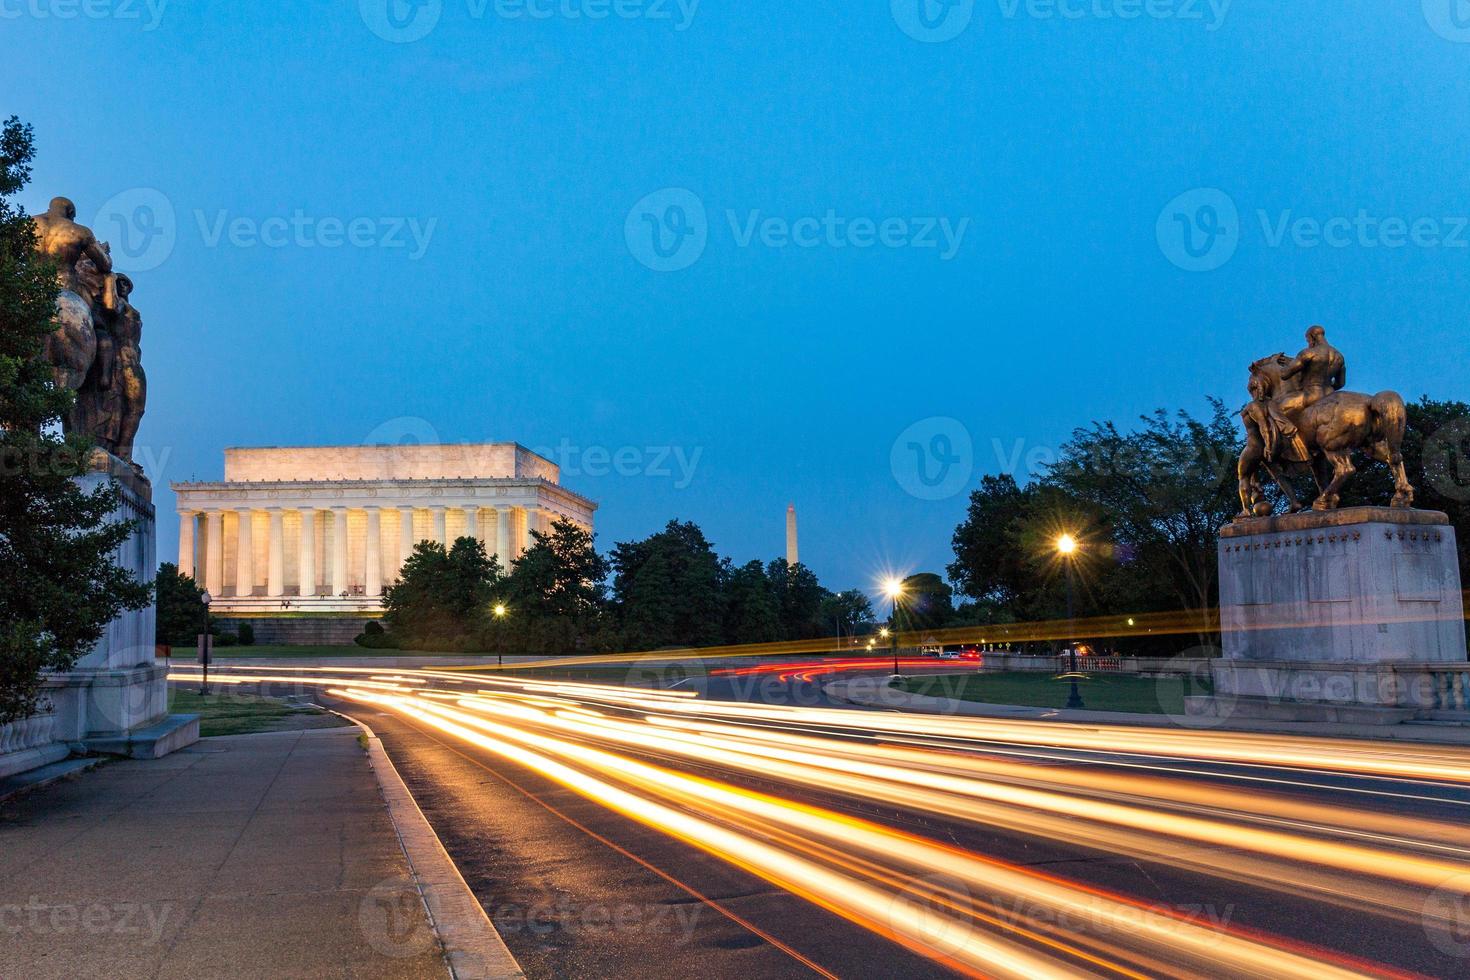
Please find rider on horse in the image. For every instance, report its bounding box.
[1261,325,1346,463]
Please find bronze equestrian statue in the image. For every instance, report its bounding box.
[1236,326,1413,519]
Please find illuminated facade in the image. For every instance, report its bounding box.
[171,443,596,615]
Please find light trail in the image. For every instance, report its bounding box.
[170,663,1470,977]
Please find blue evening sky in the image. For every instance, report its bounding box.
[7,1,1470,594]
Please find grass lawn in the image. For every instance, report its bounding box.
[167,688,350,737]
[898,671,1207,715]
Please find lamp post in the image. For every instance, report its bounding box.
[884,577,906,676]
[1056,534,1084,709]
[493,603,508,668]
[199,590,213,695]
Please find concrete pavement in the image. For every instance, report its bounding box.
[0,728,449,979]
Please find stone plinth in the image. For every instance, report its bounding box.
[1197,508,1469,725]
[0,454,197,776]
[1218,508,1466,663]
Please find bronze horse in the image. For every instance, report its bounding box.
[1236,353,1413,518]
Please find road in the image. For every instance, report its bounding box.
[173,662,1470,979]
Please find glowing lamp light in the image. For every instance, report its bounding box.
[494,604,508,618]
[884,577,905,600]
[1056,533,1078,556]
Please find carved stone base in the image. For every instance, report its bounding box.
[1218,507,1467,664]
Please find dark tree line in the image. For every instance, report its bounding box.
[373,517,877,655]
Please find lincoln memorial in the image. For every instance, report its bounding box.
[171,443,597,622]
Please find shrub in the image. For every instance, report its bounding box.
[238,623,255,646]
[213,630,238,647]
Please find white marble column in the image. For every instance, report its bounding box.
[365,508,383,598]
[177,511,196,578]
[464,506,480,545]
[299,509,317,597]
[520,511,538,555]
[266,509,285,597]
[432,506,447,546]
[331,508,349,597]
[204,510,224,595]
[398,506,416,576]
[515,506,530,556]
[235,509,254,598]
[495,507,512,566]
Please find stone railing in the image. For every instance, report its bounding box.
[0,711,57,756]
[1428,667,1470,713]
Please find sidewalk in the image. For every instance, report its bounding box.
[0,728,448,979]
[824,676,1470,745]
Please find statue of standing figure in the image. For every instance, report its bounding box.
[1236,325,1413,518]
[32,196,146,463]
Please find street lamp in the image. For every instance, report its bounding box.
[1056,534,1084,709]
[493,603,508,668]
[198,590,213,695]
[884,578,906,676]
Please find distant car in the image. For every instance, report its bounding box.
[921,646,945,658]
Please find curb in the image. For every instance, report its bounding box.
[0,756,107,805]
[332,709,525,980]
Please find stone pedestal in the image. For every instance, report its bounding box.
[1190,508,1469,724]
[0,454,197,776]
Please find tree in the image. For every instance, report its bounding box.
[382,537,501,650]
[949,474,1034,608]
[821,589,875,639]
[723,559,781,644]
[1043,403,1240,645]
[502,518,610,654]
[155,562,206,647]
[611,520,726,648]
[0,116,151,724]
[895,573,954,633]
[766,559,830,641]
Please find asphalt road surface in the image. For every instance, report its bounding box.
[181,663,1470,978]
